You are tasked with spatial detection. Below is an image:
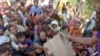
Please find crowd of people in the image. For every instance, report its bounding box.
[0,0,99,56]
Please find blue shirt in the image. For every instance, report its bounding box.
[0,25,6,31]
[33,35,45,46]
[16,39,33,47]
[30,6,42,16]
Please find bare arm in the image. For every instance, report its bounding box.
[69,35,98,45]
[34,44,44,50]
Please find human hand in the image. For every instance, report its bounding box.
[35,49,42,54]
[59,32,70,39]
[19,43,27,49]
[23,45,28,48]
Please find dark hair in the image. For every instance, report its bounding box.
[16,32,25,38]
[26,20,34,30]
[80,49,89,56]
[62,8,67,11]
[7,24,16,31]
[13,54,23,56]
[42,25,51,32]
[62,8,67,13]
[51,13,60,20]
[61,25,69,31]
[0,43,12,54]
[24,47,35,56]
[24,30,34,40]
[66,1,70,5]
[0,15,3,20]
[21,2,25,7]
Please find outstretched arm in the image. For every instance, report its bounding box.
[69,35,98,45]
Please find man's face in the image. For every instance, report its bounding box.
[40,32,46,41]
[43,12,48,18]
[62,10,67,14]
[4,10,11,17]
[13,14,19,20]
[64,28,69,33]
[18,35,25,43]
[52,24,57,29]
[10,26,17,35]
[34,2,38,7]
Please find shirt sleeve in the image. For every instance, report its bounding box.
[11,41,19,50]
[96,32,100,39]
[26,39,33,45]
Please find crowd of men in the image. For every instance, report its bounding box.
[0,0,99,56]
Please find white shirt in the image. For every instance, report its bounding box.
[0,36,10,45]
[39,0,49,7]
[3,15,10,26]
[63,13,71,23]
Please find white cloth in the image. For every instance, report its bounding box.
[3,15,9,26]
[0,36,10,45]
[18,10,24,20]
[11,41,19,50]
[87,47,94,56]
[44,34,76,56]
[39,0,49,7]
[62,13,71,23]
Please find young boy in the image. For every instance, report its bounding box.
[14,32,33,56]
[15,32,33,48]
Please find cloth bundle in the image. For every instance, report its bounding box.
[44,33,76,56]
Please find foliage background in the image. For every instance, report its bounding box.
[69,0,97,19]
